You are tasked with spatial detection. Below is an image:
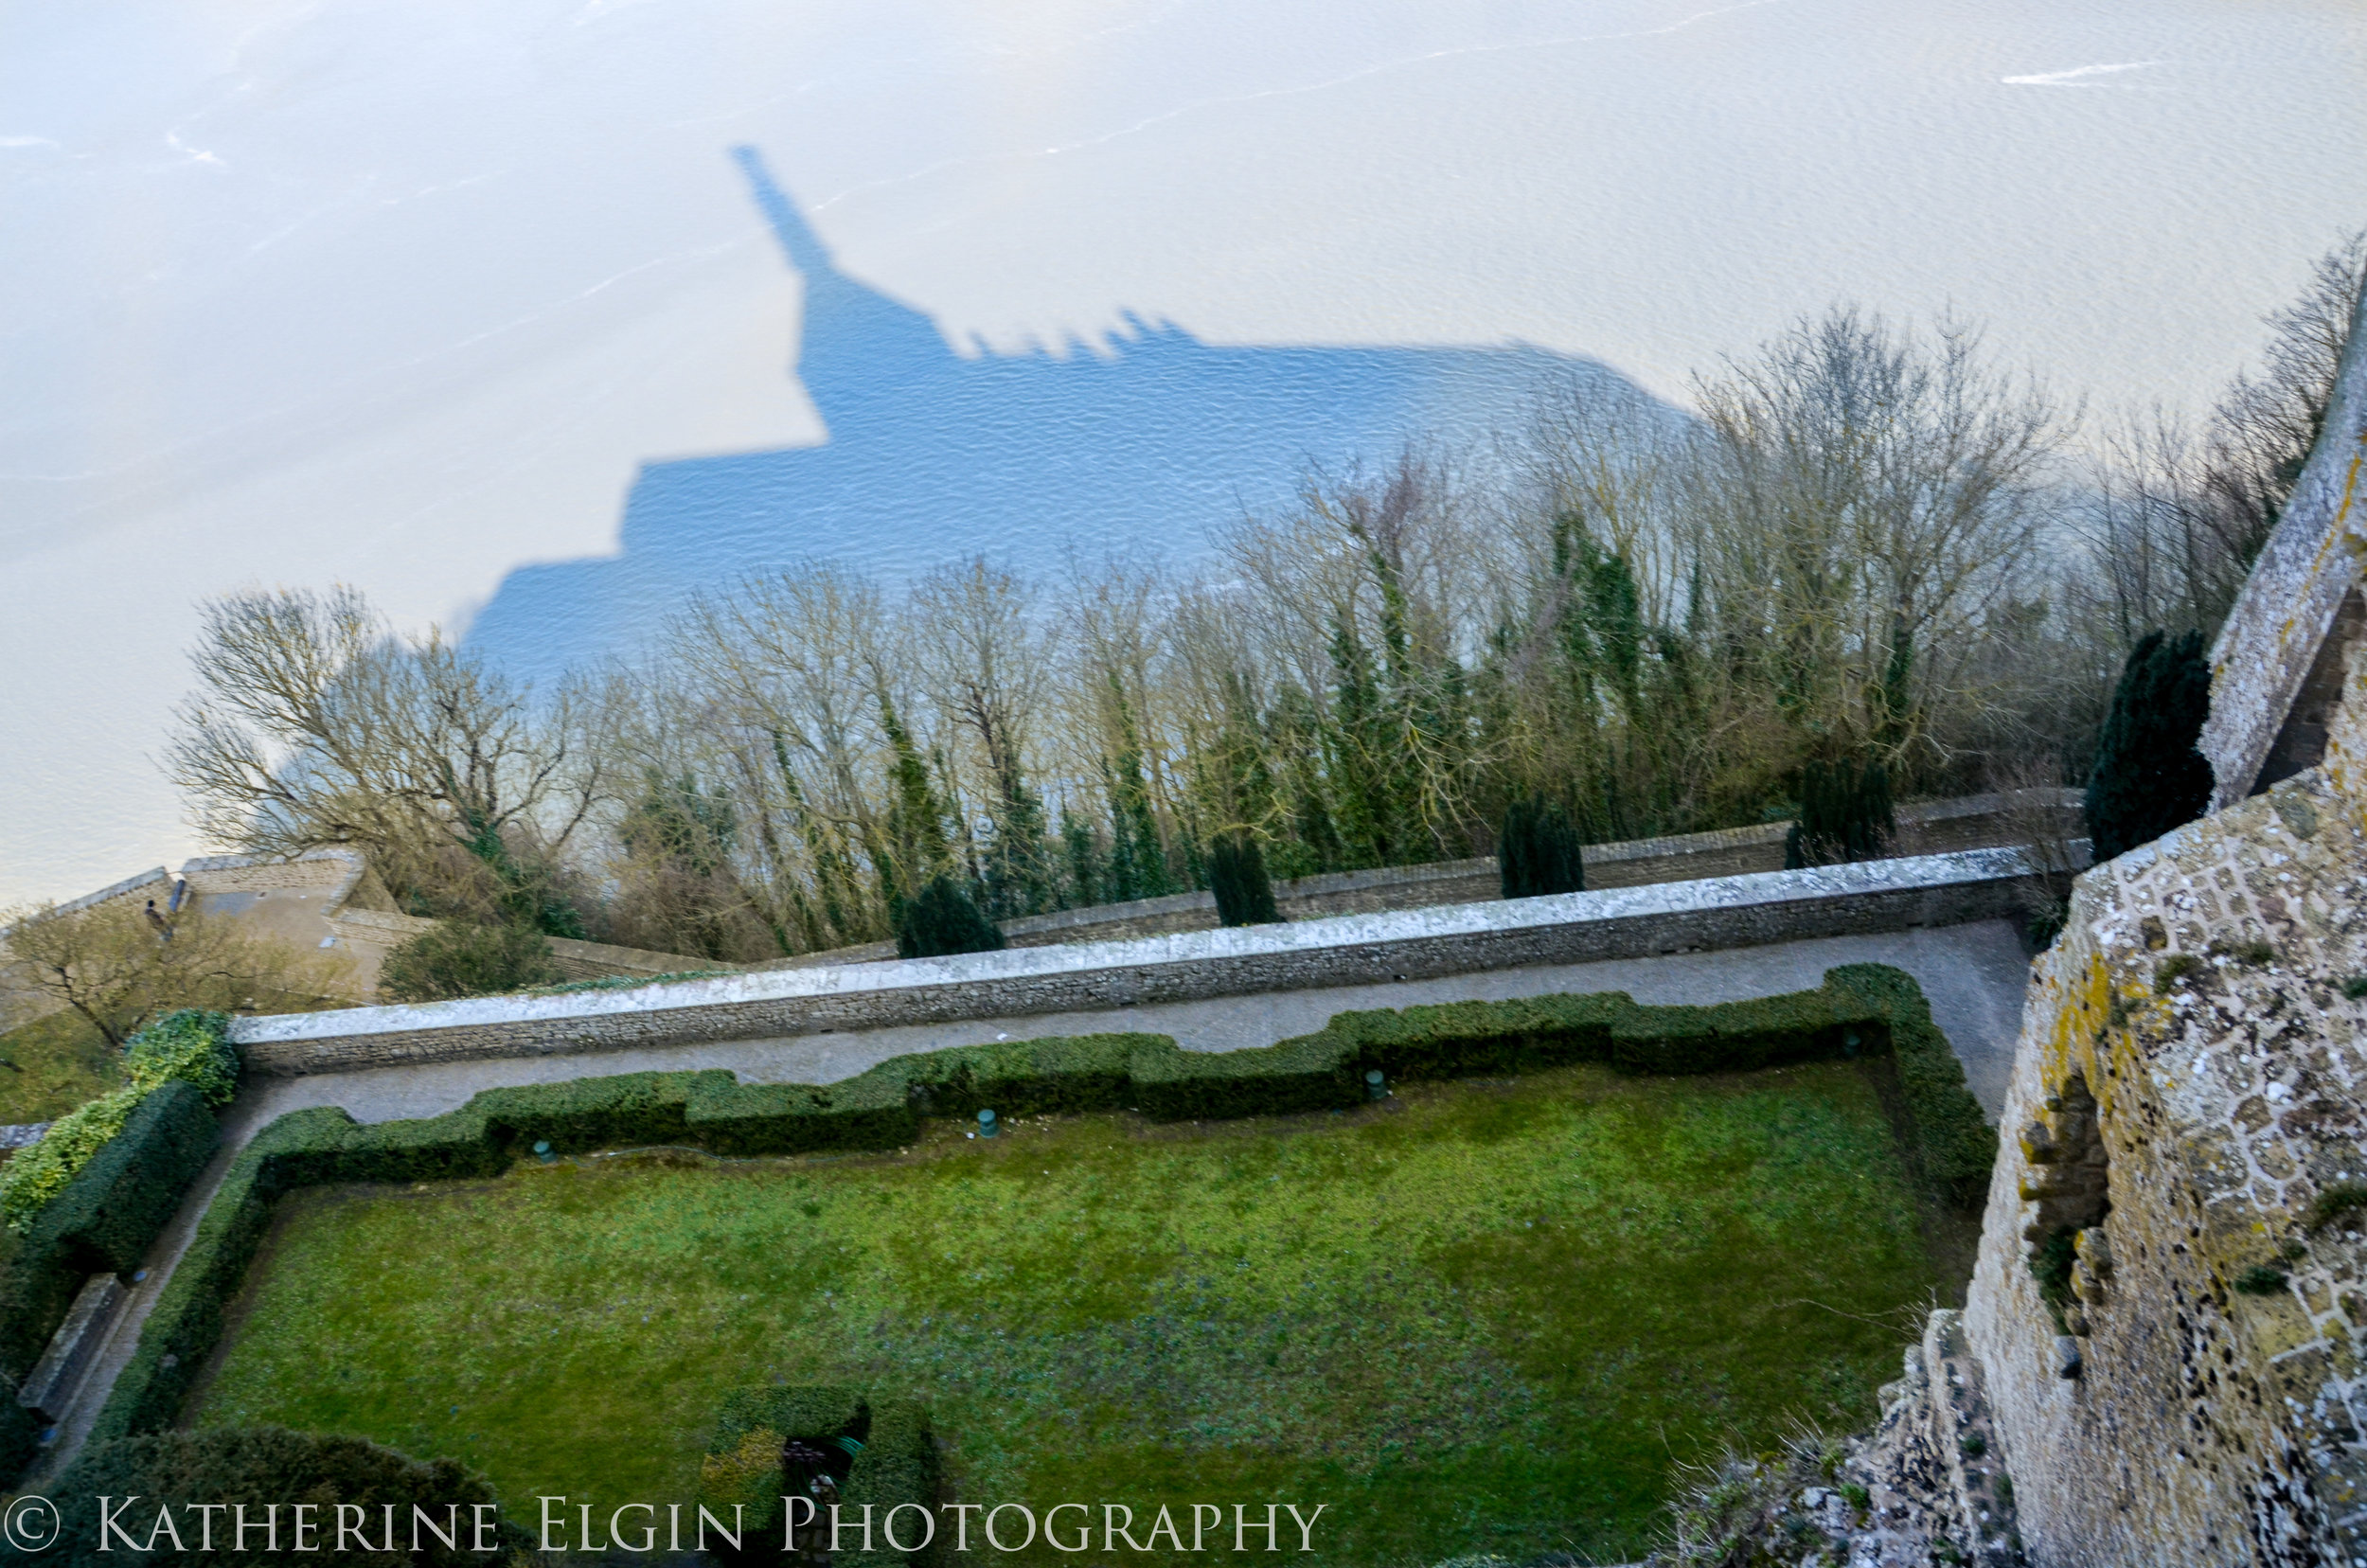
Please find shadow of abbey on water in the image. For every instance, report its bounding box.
[464,147,1656,684]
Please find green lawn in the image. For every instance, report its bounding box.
[194,1060,1941,1564]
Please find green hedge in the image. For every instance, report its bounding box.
[89,964,1993,1450]
[37,1425,526,1566]
[1823,961,1996,1207]
[0,1396,38,1485]
[123,1008,240,1107]
[0,1011,238,1234]
[0,1090,142,1233]
[0,1079,219,1383]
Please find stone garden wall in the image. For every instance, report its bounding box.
[228,843,2065,1075]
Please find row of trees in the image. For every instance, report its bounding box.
[150,241,2363,970]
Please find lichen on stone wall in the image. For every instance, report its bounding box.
[1963,641,2367,1567]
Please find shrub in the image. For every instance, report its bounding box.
[841,1032,1154,1123]
[378,920,563,1003]
[0,1399,37,1489]
[1784,757,1895,868]
[15,1081,218,1272]
[42,1426,525,1566]
[1823,963,1996,1207]
[2155,953,2200,993]
[1498,796,1584,898]
[2085,629,2213,863]
[895,876,1005,959]
[2028,1227,2076,1311]
[2306,1181,2367,1233]
[0,1088,139,1233]
[124,1008,240,1106]
[0,1080,220,1385]
[0,1010,238,1234]
[1208,832,1282,926]
[2233,1262,2291,1296]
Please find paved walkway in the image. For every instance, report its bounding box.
[41,919,2033,1476]
[229,919,2034,1133]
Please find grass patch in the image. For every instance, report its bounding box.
[193,1060,1942,1564]
[0,1009,121,1126]
[2308,1182,2367,1233]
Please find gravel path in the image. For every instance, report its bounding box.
[36,918,2032,1478]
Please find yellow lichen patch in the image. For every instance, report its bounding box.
[2039,950,2119,1101]
[2322,644,2367,838]
[698,1424,781,1509]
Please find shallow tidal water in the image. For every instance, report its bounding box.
[3,0,2362,902]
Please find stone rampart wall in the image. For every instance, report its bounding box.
[179,849,365,900]
[1965,647,2367,1566]
[2200,274,2367,808]
[228,844,2068,1076]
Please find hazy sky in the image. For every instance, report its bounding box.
[3,0,2362,906]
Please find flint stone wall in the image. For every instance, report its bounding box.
[228,844,2066,1076]
[1966,642,2367,1567]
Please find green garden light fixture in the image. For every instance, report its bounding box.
[978,1109,999,1138]
[1365,1069,1387,1101]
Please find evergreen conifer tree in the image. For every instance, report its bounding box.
[1209,832,1282,926]
[2085,629,2214,862]
[1059,807,1103,908]
[1498,796,1585,898]
[878,692,952,916]
[1784,757,1896,868]
[896,874,1006,959]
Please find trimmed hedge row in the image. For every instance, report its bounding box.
[1824,961,1997,1206]
[90,964,1993,1452]
[698,1385,936,1568]
[0,1079,219,1382]
[39,1425,525,1566]
[0,1010,237,1233]
[0,1397,36,1485]
[0,1090,143,1234]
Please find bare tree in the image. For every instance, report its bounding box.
[910,559,1060,914]
[166,586,611,919]
[2204,229,2367,555]
[666,566,898,945]
[1686,307,2064,775]
[1,900,353,1048]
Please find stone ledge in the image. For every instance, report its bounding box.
[228,844,2075,1077]
[18,1274,126,1424]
